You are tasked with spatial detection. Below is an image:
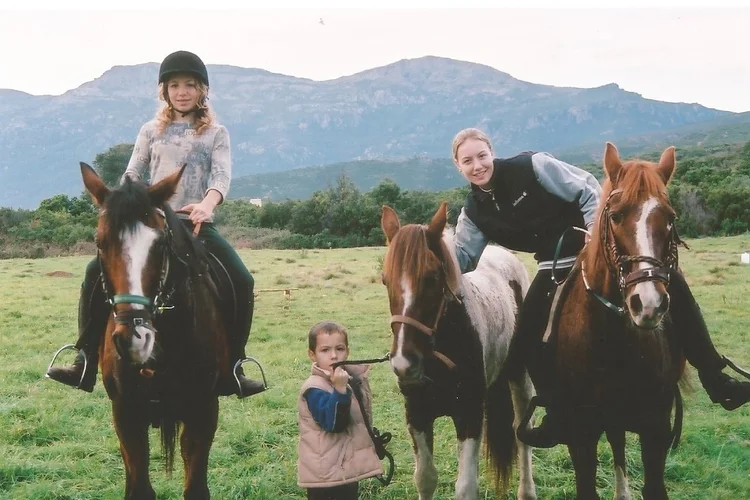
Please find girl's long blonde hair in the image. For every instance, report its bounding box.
[155,79,216,135]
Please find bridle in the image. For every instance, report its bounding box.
[388,261,462,371]
[98,211,176,337]
[582,188,688,316]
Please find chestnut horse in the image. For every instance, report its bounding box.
[81,163,231,499]
[548,143,687,499]
[380,202,536,500]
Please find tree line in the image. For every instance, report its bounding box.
[2,140,749,259]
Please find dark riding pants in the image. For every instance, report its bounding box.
[191,221,255,363]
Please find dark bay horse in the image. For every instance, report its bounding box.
[549,143,687,499]
[380,202,536,500]
[80,163,231,499]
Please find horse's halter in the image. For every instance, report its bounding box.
[98,211,176,335]
[582,188,687,316]
[389,260,462,371]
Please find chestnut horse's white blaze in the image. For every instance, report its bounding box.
[120,223,159,363]
[632,197,667,326]
[390,276,414,376]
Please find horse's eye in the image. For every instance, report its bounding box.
[610,211,623,224]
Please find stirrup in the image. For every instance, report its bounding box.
[233,357,269,398]
[45,344,89,389]
[724,357,750,379]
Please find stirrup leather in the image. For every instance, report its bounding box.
[233,357,269,398]
[46,344,89,389]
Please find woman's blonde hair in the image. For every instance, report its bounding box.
[155,78,216,135]
[451,128,493,164]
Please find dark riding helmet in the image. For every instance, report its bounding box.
[158,50,209,87]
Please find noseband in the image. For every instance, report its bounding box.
[582,188,687,316]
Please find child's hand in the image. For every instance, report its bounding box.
[331,367,350,394]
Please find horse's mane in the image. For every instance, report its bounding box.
[585,160,671,273]
[382,224,462,297]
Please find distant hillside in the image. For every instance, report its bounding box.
[229,119,750,201]
[230,157,461,201]
[1,55,740,208]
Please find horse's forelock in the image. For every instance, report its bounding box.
[614,161,670,207]
[102,181,157,238]
[587,160,671,273]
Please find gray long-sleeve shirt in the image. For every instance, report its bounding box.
[122,120,231,222]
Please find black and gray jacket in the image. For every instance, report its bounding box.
[454,152,601,273]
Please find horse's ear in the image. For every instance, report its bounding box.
[149,164,186,206]
[657,146,676,184]
[603,142,623,184]
[381,205,401,244]
[426,201,448,242]
[80,162,109,206]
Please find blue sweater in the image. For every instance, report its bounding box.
[303,387,352,432]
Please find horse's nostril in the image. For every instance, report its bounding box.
[629,293,643,315]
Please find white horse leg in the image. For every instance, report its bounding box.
[455,437,480,500]
[410,428,438,500]
[510,371,538,500]
[607,430,632,500]
[614,464,632,500]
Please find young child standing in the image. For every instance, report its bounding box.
[297,321,382,500]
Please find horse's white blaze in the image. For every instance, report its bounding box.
[120,222,159,362]
[390,276,413,375]
[633,197,663,316]
[614,465,632,500]
[455,438,480,499]
[412,430,438,500]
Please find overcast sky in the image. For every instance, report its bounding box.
[2,1,749,112]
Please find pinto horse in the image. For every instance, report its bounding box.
[548,143,687,499]
[380,202,536,500]
[80,163,231,499]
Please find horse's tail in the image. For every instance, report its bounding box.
[484,370,517,495]
[160,417,180,476]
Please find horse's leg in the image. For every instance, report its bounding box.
[112,399,155,500]
[639,425,671,500]
[407,419,438,500]
[181,397,219,500]
[567,431,601,500]
[451,401,483,500]
[606,429,631,500]
[510,371,537,500]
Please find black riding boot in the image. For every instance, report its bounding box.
[46,259,109,392]
[517,342,567,448]
[670,271,750,410]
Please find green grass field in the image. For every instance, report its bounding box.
[1,236,748,499]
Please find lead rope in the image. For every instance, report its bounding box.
[332,355,394,486]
